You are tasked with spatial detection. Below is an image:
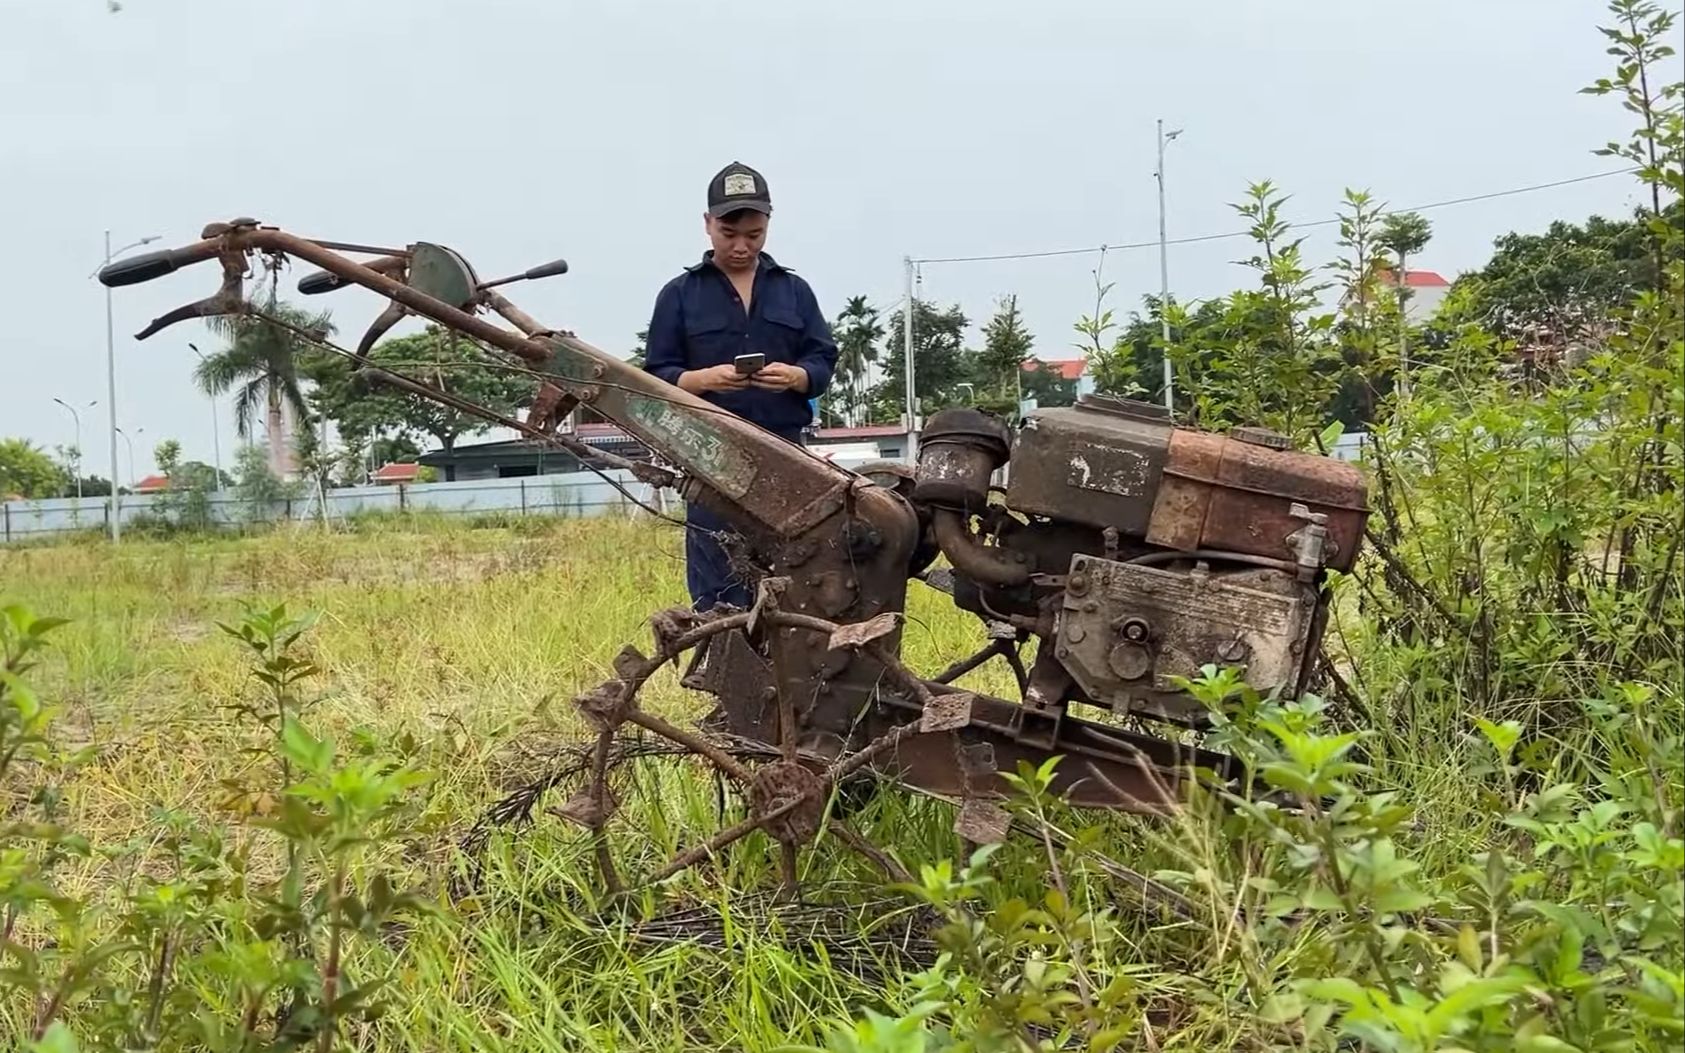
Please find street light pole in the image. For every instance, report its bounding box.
[51,398,87,499]
[105,231,119,540]
[115,426,139,488]
[1154,120,1182,414]
[187,343,223,491]
[101,230,159,541]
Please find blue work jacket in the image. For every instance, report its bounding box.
[642,251,836,436]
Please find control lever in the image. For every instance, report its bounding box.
[297,270,346,296]
[477,257,570,291]
[296,254,408,296]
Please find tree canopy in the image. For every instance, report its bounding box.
[0,438,67,499]
[310,325,535,477]
[873,300,971,421]
[1443,202,1682,340]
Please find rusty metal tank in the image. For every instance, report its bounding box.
[1005,394,1368,571]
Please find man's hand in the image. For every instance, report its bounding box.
[750,362,809,393]
[678,364,751,395]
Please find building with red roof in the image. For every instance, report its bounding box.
[1375,267,1452,322]
[370,462,421,486]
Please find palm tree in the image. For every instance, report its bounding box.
[832,296,884,426]
[193,298,335,479]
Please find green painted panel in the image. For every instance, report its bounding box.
[542,340,596,383]
[624,394,754,497]
[409,243,478,309]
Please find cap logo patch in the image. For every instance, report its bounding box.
[723,173,758,196]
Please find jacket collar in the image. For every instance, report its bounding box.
[685,250,790,275]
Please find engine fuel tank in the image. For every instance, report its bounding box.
[1006,394,1369,572]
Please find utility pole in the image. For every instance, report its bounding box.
[188,344,223,490]
[101,229,159,541]
[1154,121,1182,413]
[902,256,918,461]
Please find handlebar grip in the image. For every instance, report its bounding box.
[524,258,569,280]
[297,270,347,296]
[98,248,181,288]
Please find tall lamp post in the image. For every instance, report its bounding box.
[1153,120,1182,413]
[115,426,141,489]
[100,230,160,542]
[187,343,223,491]
[51,397,95,499]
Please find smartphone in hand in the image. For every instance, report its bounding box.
[733,352,766,376]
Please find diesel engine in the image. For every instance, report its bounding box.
[905,394,1368,736]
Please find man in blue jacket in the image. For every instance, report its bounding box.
[642,161,837,610]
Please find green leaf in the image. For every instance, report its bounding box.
[1424,973,1530,1035]
[1301,885,1344,911]
[279,715,333,773]
[1456,924,1487,971]
[1474,717,1522,763]
[1259,990,1306,1023]
[1373,886,1434,915]
[26,1022,80,1053]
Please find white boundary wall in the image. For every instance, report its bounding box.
[0,470,663,543]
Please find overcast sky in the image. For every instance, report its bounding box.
[0,0,1653,482]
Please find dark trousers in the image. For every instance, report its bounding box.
[684,427,808,611]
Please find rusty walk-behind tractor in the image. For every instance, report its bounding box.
[99,219,1369,896]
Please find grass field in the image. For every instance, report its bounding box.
[3,511,1679,1051]
[0,515,1047,1049]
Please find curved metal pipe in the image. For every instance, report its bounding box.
[932,508,1031,587]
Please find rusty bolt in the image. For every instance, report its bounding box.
[1068,573,1089,595]
[1057,646,1070,658]
[1067,625,1087,643]
[1120,617,1151,642]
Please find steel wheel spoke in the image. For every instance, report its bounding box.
[626,710,753,783]
[778,842,800,900]
[828,819,910,885]
[586,728,622,894]
[650,810,772,883]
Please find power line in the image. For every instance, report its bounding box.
[910,167,1641,265]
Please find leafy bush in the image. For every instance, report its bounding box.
[801,3,1682,1049]
[1,603,433,1051]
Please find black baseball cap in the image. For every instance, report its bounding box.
[707,161,772,218]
